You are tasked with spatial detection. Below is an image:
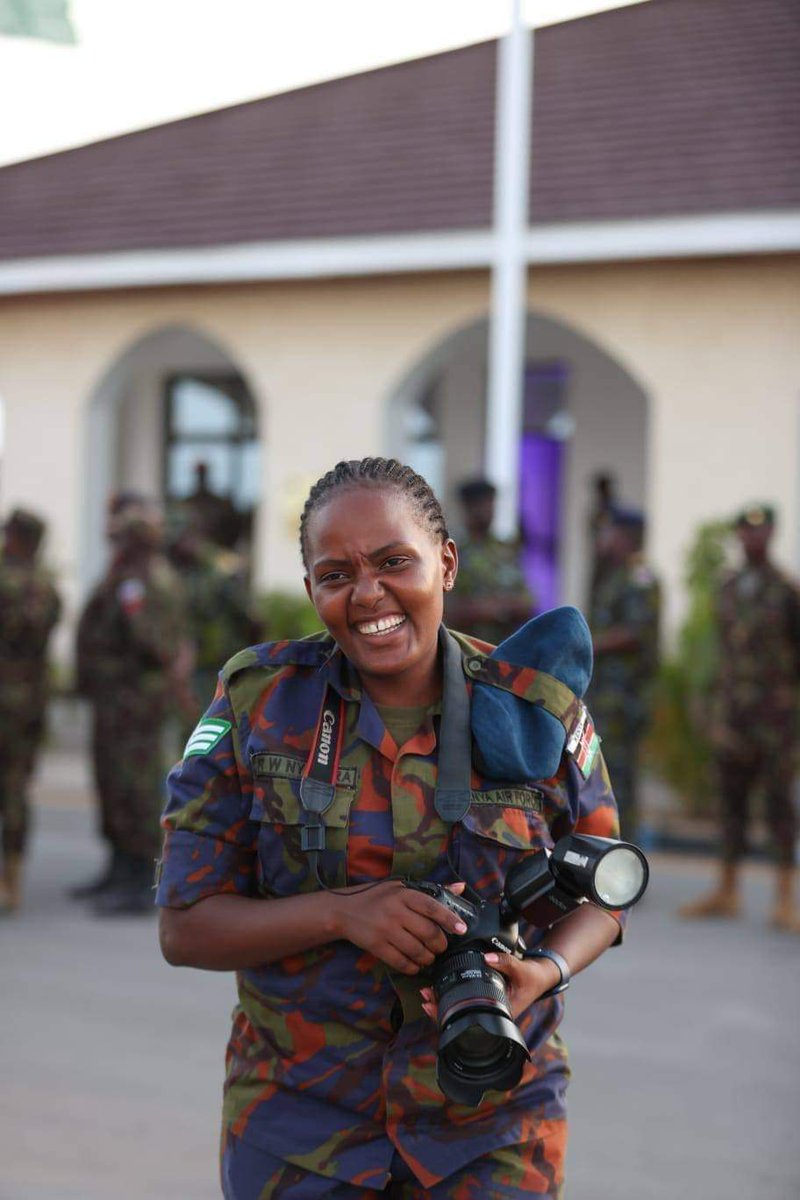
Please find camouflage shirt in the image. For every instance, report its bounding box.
[587,559,661,733]
[177,550,255,674]
[76,559,186,707]
[0,558,61,719]
[157,631,621,1190]
[714,562,800,745]
[447,536,533,645]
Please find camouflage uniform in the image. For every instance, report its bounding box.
[586,560,660,837]
[174,545,258,730]
[446,537,533,645]
[712,562,800,864]
[0,554,61,862]
[77,560,186,862]
[157,631,622,1198]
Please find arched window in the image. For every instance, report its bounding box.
[163,372,259,545]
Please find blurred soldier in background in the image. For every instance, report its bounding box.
[586,507,660,839]
[184,460,242,551]
[587,471,618,610]
[71,493,192,916]
[681,505,800,932]
[166,509,261,733]
[0,509,61,913]
[445,478,533,645]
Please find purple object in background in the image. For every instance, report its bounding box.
[519,433,563,613]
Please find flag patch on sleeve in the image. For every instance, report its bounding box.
[183,718,232,758]
[566,705,600,778]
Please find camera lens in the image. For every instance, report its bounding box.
[451,1024,504,1067]
[433,948,530,1107]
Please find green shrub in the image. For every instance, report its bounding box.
[256,590,323,641]
[643,519,730,815]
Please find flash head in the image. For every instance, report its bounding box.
[550,834,648,910]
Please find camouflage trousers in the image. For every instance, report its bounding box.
[221,1131,566,1199]
[91,694,167,860]
[0,713,43,857]
[716,745,798,866]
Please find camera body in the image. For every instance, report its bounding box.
[408,880,521,956]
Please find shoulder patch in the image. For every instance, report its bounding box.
[566,706,600,778]
[184,718,232,758]
[117,577,146,615]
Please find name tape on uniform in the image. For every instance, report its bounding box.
[184,718,232,758]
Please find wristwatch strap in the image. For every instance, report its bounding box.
[524,947,571,998]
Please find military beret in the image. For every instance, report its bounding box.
[734,504,775,529]
[458,478,497,504]
[471,605,593,783]
[5,507,46,549]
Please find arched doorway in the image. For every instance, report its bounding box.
[82,324,263,590]
[386,312,649,612]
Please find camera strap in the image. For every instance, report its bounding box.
[434,627,473,825]
[299,686,346,861]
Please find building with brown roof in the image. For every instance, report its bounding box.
[0,0,798,645]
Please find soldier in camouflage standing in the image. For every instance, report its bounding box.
[0,509,61,913]
[71,493,191,916]
[166,510,261,734]
[157,457,624,1199]
[586,507,660,839]
[681,505,800,932]
[445,478,533,645]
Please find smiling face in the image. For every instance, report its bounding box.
[304,485,458,706]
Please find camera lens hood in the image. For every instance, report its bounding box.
[437,1011,530,1107]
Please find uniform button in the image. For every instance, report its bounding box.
[468,657,483,672]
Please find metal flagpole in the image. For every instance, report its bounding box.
[485,0,532,538]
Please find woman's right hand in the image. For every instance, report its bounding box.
[332,880,468,974]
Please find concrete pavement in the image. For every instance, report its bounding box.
[1,754,798,1200]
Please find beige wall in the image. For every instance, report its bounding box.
[0,255,798,662]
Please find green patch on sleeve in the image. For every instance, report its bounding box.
[183,718,232,758]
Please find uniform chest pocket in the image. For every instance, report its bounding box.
[457,788,550,896]
[249,751,356,894]
[463,786,549,850]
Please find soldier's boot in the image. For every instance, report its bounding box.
[678,863,741,919]
[68,849,127,900]
[0,854,24,913]
[92,854,155,917]
[769,866,800,934]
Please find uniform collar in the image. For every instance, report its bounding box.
[322,643,444,761]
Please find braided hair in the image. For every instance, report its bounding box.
[300,458,449,568]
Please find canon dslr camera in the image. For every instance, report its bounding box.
[406,834,649,1106]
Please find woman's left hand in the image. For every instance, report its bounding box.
[420,951,561,1022]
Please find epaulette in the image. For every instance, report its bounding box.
[220,632,334,684]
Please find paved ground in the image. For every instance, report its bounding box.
[2,754,799,1200]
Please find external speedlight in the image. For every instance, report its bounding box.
[550,835,649,910]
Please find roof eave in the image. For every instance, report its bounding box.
[0,212,798,297]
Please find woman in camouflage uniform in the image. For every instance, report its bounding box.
[157,459,625,1199]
